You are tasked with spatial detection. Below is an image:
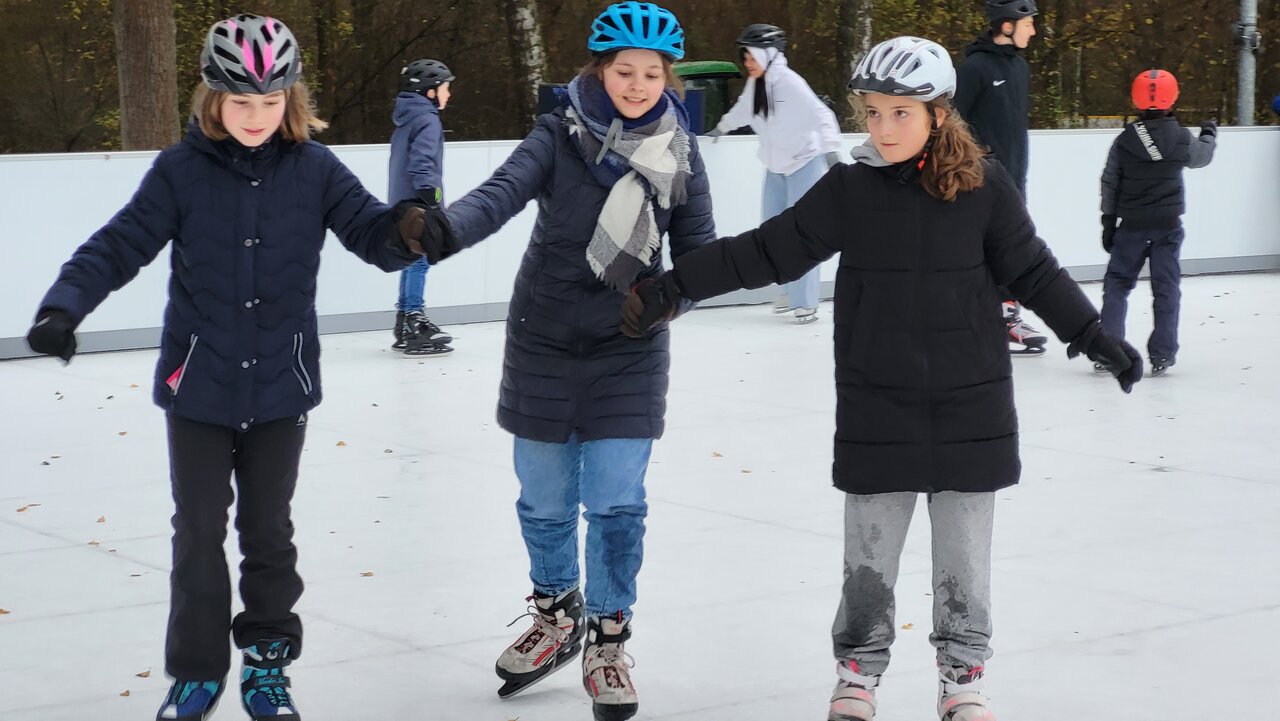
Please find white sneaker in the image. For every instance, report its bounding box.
[796,307,818,324]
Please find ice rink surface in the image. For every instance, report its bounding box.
[2,273,1277,720]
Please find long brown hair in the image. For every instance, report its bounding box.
[849,94,986,202]
[191,81,329,143]
[579,51,686,100]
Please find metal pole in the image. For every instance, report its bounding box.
[1237,0,1259,124]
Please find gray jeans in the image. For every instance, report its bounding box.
[832,492,994,676]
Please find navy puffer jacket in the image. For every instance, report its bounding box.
[39,123,417,430]
[445,101,716,442]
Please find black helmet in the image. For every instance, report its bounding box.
[399,59,454,94]
[736,23,787,52]
[985,0,1038,22]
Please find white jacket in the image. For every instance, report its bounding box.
[714,48,844,176]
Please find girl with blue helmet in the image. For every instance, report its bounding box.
[408,3,712,719]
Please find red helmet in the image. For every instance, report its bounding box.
[1131,69,1178,111]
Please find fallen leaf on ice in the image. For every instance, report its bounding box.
[740,469,752,474]
[336,441,347,447]
[98,516,106,523]
[711,452,723,458]
[120,690,130,697]
[136,670,151,678]
[0,608,11,615]
[117,431,128,436]
[360,571,375,577]
[902,623,914,630]
[88,540,100,546]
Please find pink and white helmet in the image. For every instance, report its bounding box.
[201,14,302,95]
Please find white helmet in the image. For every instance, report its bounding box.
[848,36,956,102]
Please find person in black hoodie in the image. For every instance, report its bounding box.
[619,36,1141,721]
[1099,69,1216,376]
[955,0,1047,357]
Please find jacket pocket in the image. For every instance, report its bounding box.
[166,334,199,396]
[291,332,314,396]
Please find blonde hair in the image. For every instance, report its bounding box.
[191,81,328,142]
[579,51,686,100]
[849,94,985,202]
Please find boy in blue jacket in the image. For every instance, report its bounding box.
[389,58,456,355]
[1098,69,1216,376]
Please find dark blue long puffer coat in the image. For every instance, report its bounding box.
[445,98,717,442]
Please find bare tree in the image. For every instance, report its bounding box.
[505,0,547,132]
[836,0,873,126]
[112,0,178,149]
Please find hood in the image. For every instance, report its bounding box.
[964,34,1020,58]
[849,140,893,167]
[393,91,438,127]
[1118,114,1183,162]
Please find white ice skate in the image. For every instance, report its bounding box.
[937,666,996,721]
[582,616,638,721]
[828,661,879,721]
[495,588,584,698]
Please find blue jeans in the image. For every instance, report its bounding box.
[513,435,652,619]
[763,156,828,311]
[1101,226,1185,360]
[396,258,429,313]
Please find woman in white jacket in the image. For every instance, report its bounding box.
[708,23,844,323]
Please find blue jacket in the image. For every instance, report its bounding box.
[445,100,716,442]
[388,92,444,204]
[39,124,417,430]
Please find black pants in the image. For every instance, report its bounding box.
[1101,226,1185,361]
[165,413,307,680]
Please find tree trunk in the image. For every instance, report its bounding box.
[113,0,178,149]
[505,0,547,133]
[836,0,872,127]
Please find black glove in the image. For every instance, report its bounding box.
[26,309,78,362]
[416,187,442,209]
[620,273,682,338]
[1067,321,1143,393]
[1101,214,1117,253]
[1199,119,1217,138]
[390,200,459,263]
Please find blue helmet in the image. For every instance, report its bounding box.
[588,2,685,60]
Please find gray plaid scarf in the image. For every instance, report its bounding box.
[564,77,692,293]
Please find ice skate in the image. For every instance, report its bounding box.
[496,588,585,699]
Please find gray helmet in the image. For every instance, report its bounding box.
[201,14,303,94]
[985,0,1038,22]
[399,59,455,94]
[736,23,787,52]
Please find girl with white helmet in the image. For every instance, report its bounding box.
[25,14,432,721]
[706,23,844,324]
[619,35,1142,721]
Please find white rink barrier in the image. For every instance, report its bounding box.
[2,126,1277,358]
